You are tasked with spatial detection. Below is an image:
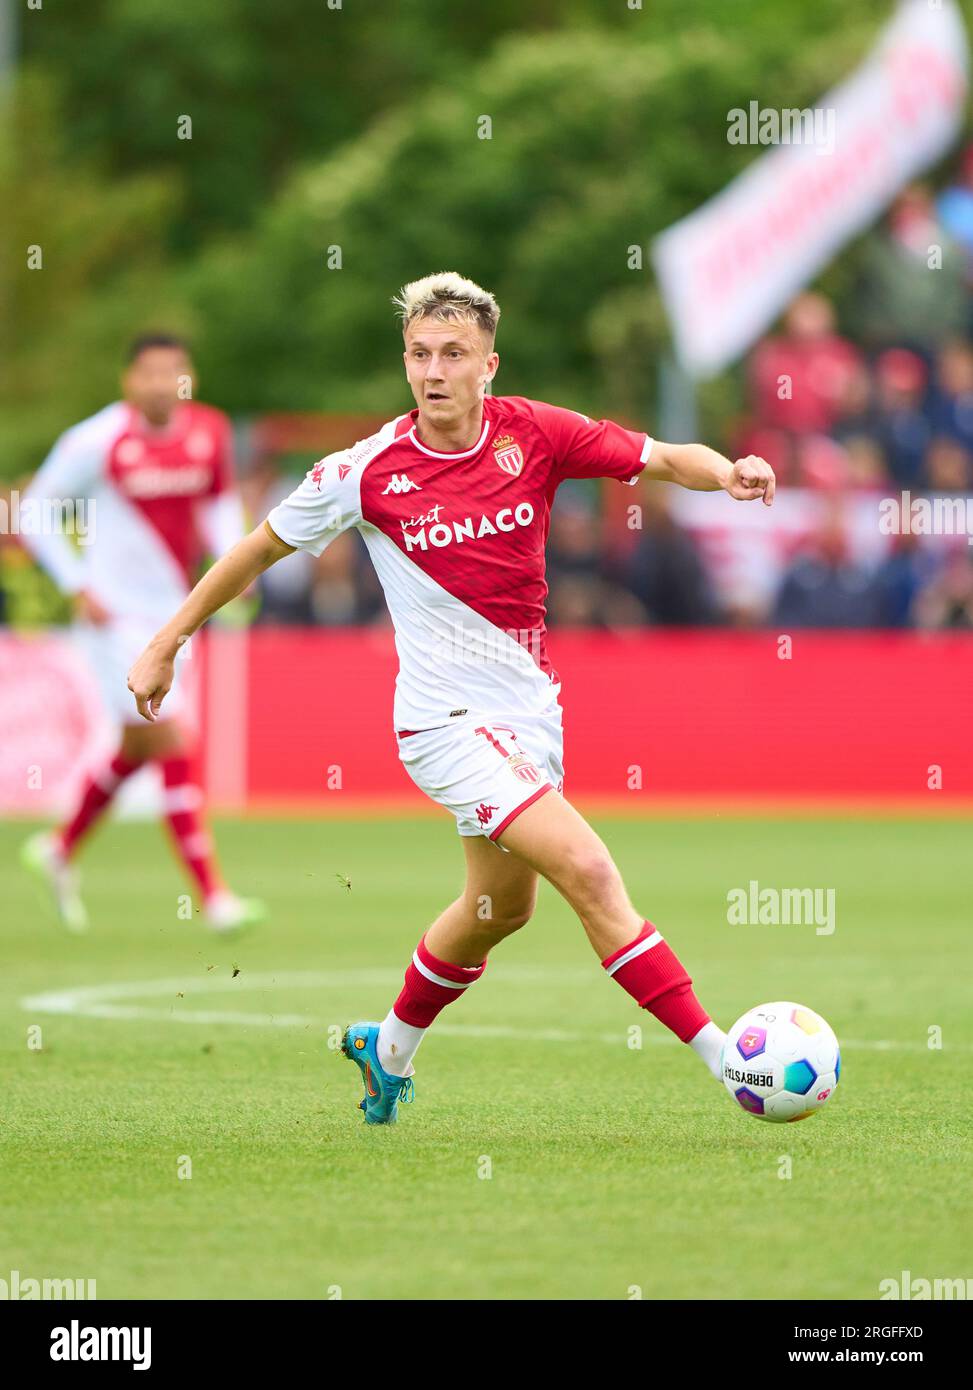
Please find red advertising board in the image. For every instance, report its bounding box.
[4,628,969,814]
[235,629,973,809]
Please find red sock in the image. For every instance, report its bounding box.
[159,755,222,902]
[59,750,141,857]
[602,920,710,1042]
[392,934,487,1028]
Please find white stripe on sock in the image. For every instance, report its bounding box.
[411,949,474,990]
[604,930,664,977]
[182,833,212,859]
[163,784,204,813]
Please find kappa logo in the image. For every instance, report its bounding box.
[383,473,422,495]
[492,433,524,478]
[475,803,499,827]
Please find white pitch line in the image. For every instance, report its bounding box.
[17,972,970,1052]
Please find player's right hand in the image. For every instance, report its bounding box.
[127,645,174,722]
[73,590,112,626]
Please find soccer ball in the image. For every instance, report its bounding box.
[722,1002,840,1122]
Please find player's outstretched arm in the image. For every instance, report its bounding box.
[127,521,294,722]
[645,441,776,506]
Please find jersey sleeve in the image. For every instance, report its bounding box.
[20,415,110,594]
[207,411,235,497]
[529,400,653,485]
[198,414,245,556]
[198,493,246,559]
[265,451,362,556]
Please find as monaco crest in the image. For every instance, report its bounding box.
[507,753,540,785]
[492,434,524,478]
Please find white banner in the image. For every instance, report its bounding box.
[652,0,969,378]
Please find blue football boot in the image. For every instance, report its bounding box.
[340,1022,415,1125]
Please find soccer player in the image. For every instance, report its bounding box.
[127,275,775,1120]
[21,333,263,934]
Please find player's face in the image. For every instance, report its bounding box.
[123,347,193,426]
[403,318,498,427]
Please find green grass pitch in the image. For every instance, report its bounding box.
[1,813,970,1300]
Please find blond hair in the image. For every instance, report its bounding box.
[393,271,500,339]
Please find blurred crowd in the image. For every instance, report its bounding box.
[6,162,973,635]
[239,165,973,634]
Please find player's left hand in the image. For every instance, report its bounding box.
[127,643,176,722]
[725,455,776,506]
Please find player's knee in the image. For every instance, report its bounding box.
[495,902,534,935]
[559,847,621,910]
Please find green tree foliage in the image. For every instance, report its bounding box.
[2,78,182,477]
[20,0,609,250]
[190,13,891,423]
[7,0,967,486]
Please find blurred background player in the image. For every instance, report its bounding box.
[19,334,264,933]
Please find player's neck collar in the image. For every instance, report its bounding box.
[127,401,187,438]
[408,410,491,460]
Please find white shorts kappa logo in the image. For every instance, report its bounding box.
[382,473,422,495]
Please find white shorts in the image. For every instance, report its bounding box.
[396,709,564,841]
[73,617,191,727]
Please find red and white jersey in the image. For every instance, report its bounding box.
[23,401,245,622]
[267,396,652,729]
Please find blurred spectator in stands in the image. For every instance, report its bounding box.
[257,547,317,623]
[308,533,358,625]
[547,489,600,608]
[750,292,863,438]
[870,348,930,488]
[853,184,968,353]
[772,500,883,627]
[937,145,973,283]
[828,360,893,485]
[842,435,888,490]
[930,338,973,454]
[796,434,853,490]
[831,357,874,440]
[913,546,973,629]
[615,489,718,626]
[546,487,645,627]
[546,488,603,627]
[923,436,973,492]
[874,532,937,628]
[242,462,317,624]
